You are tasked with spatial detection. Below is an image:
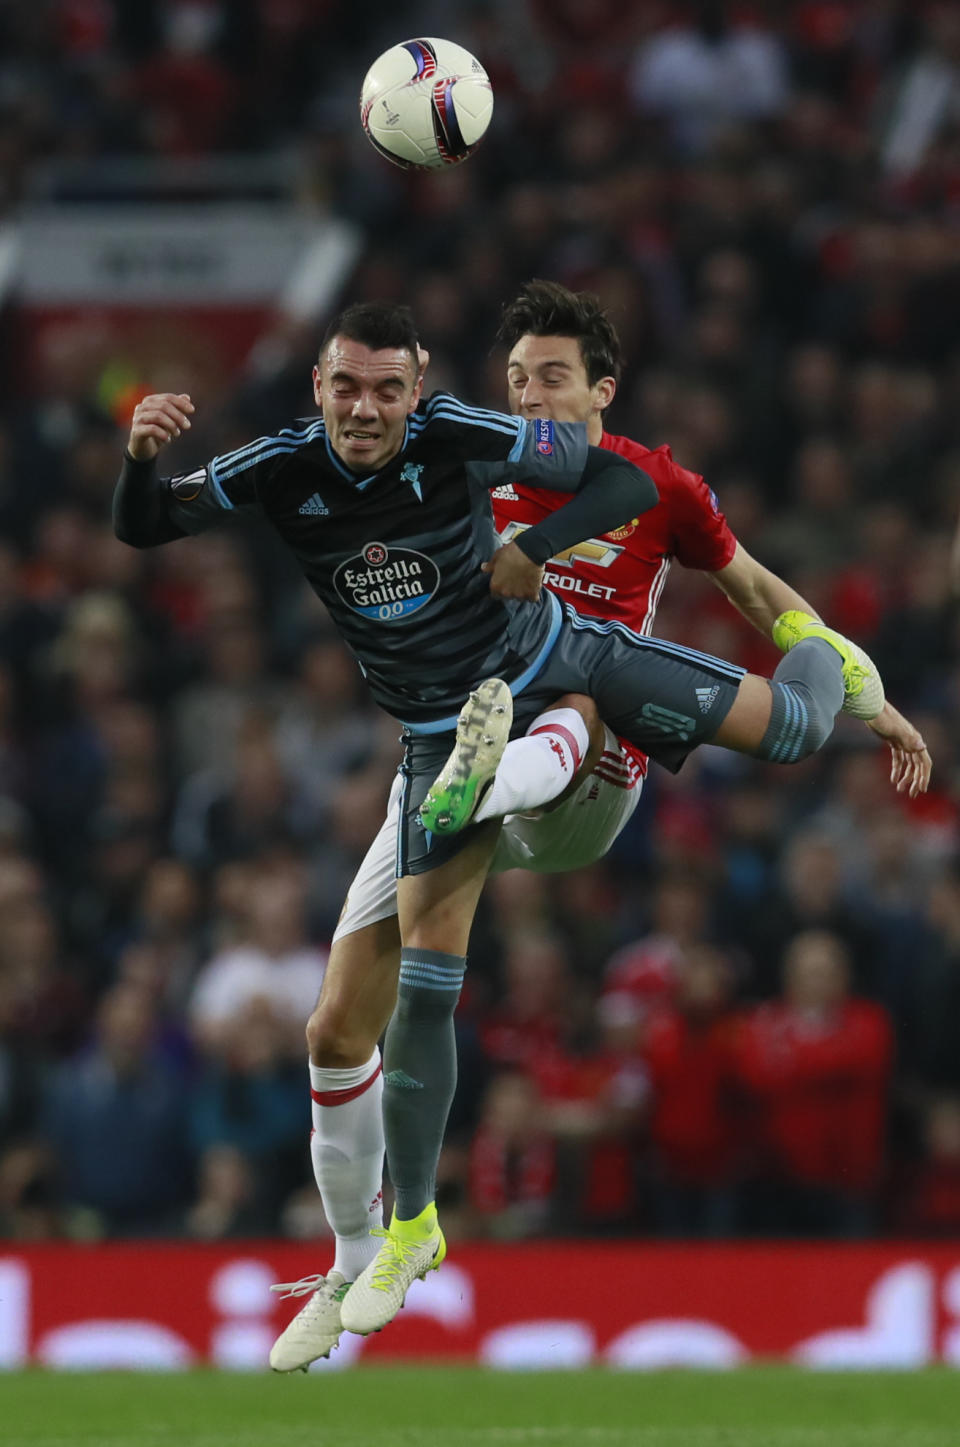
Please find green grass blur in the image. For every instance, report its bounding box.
[6,1365,960,1447]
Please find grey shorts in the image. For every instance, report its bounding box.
[397,604,744,876]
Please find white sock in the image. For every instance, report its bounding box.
[474,707,589,822]
[309,1048,384,1282]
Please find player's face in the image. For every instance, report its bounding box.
[315,338,422,473]
[506,334,615,438]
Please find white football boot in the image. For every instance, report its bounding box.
[269,1271,351,1372]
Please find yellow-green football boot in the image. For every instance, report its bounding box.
[339,1203,446,1336]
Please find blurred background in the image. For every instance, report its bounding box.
[0,0,959,1260]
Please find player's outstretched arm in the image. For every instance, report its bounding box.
[866,701,932,798]
[709,543,929,784]
[114,392,197,549]
[709,542,821,634]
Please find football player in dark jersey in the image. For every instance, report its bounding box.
[115,300,928,1360]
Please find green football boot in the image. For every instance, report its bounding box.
[419,677,512,834]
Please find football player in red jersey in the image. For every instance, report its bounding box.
[269,282,930,1371]
[416,280,927,838]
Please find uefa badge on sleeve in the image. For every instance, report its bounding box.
[534,419,554,455]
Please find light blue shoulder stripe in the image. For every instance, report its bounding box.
[214,419,326,472]
[426,393,519,426]
[210,419,327,499]
[508,416,527,462]
[427,406,520,438]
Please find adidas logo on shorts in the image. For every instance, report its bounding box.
[695,684,720,714]
[299,492,329,516]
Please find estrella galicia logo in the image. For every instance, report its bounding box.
[534,418,554,455]
[334,542,440,622]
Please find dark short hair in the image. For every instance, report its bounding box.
[497,279,622,387]
[320,301,419,369]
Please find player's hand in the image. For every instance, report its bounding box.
[128,393,194,462]
[866,701,932,798]
[482,542,544,601]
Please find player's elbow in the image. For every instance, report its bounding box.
[112,510,154,549]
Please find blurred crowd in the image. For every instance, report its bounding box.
[1,1,959,1243]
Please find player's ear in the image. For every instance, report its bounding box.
[409,367,424,412]
[312,364,323,405]
[594,376,616,413]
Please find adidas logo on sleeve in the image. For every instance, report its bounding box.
[299,492,329,516]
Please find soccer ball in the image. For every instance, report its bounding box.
[360,37,493,171]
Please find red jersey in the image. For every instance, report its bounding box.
[492,431,737,779]
[734,999,893,1192]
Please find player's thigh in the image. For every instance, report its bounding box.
[309,916,403,1065]
[397,822,501,955]
[493,732,641,874]
[543,620,746,774]
[706,673,774,754]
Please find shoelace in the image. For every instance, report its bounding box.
[270,1274,327,1301]
[369,1227,429,1292]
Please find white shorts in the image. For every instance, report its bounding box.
[333,727,642,942]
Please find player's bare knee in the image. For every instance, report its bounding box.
[306,1002,376,1069]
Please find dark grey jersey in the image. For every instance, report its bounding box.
[166,393,604,727]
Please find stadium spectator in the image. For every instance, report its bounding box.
[467,1070,556,1239]
[640,944,744,1235]
[735,929,894,1235]
[891,1095,960,1236]
[42,981,192,1236]
[188,998,308,1229]
[735,830,879,998]
[187,860,327,1058]
[478,931,577,1075]
[532,989,648,1233]
[629,3,790,154]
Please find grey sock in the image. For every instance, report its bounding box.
[759,637,845,763]
[383,948,466,1221]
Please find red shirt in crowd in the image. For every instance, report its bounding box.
[468,1127,556,1218]
[734,998,894,1192]
[642,1005,745,1186]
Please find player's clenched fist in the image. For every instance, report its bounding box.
[481,541,545,601]
[128,393,195,462]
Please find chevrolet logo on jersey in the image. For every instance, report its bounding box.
[498,518,624,569]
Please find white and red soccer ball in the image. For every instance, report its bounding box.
[360,37,493,172]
